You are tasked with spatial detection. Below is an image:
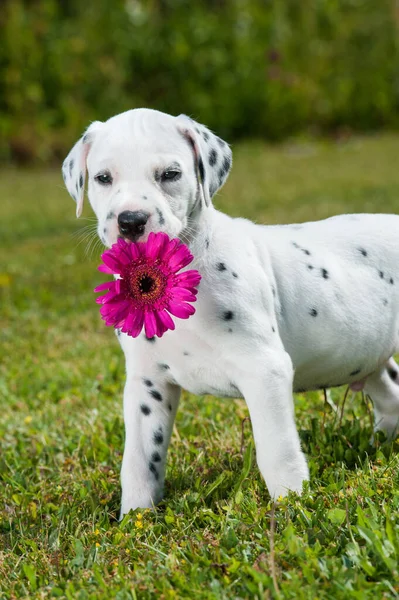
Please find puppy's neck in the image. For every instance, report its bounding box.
[180,205,216,258]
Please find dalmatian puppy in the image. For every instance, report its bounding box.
[63,108,399,516]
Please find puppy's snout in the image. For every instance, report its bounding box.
[118,210,149,241]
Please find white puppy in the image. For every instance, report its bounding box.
[63,108,399,516]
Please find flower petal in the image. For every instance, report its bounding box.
[122,241,141,262]
[98,263,116,274]
[167,299,196,319]
[101,251,125,273]
[96,233,200,335]
[100,292,127,306]
[101,301,130,325]
[108,239,137,265]
[122,310,144,337]
[161,238,181,262]
[157,309,175,332]
[144,311,158,338]
[152,311,168,337]
[145,232,169,260]
[174,269,202,288]
[167,245,194,272]
[94,280,116,293]
[170,287,197,302]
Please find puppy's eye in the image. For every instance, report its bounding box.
[161,170,181,182]
[95,172,113,185]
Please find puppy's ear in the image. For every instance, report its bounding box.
[62,121,103,218]
[177,115,232,207]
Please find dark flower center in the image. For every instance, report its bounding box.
[139,274,155,294]
[126,261,168,307]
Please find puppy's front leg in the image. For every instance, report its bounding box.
[239,350,309,499]
[120,369,180,517]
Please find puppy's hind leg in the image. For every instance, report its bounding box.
[364,357,399,440]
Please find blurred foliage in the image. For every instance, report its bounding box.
[0,0,398,163]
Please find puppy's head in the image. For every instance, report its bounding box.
[62,109,232,247]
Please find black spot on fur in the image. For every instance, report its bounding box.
[308,265,314,270]
[146,336,156,343]
[302,249,311,256]
[209,148,218,166]
[202,130,210,142]
[223,311,234,321]
[158,363,169,370]
[388,367,398,381]
[383,298,388,306]
[140,405,151,416]
[222,155,231,172]
[79,173,84,188]
[69,159,74,176]
[107,211,115,220]
[309,308,318,317]
[218,167,226,182]
[153,429,164,445]
[149,462,159,480]
[143,379,153,387]
[321,268,329,279]
[272,326,275,332]
[228,328,233,333]
[155,207,165,226]
[151,451,161,463]
[149,390,163,402]
[359,248,367,257]
[217,262,227,271]
[216,136,225,148]
[183,351,190,356]
[198,157,205,183]
[143,195,148,200]
[292,241,299,248]
[82,133,89,144]
[232,272,238,278]
[380,271,384,279]
[390,278,394,285]
[116,328,121,337]
[168,403,172,412]
[205,238,210,249]
[350,368,361,376]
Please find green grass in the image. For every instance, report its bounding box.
[1,134,399,599]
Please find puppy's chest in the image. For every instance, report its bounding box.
[160,333,241,397]
[157,267,274,397]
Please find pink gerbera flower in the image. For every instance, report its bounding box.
[94,232,201,339]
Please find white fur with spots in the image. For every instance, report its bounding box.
[63,108,399,516]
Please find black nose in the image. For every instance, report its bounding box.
[117,210,149,241]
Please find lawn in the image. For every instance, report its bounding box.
[1,134,399,599]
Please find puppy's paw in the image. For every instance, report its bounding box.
[120,485,163,519]
[262,451,309,499]
[373,412,399,442]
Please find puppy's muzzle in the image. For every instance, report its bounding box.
[118,210,149,242]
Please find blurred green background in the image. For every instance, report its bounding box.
[2,4,399,597]
[1,0,398,164]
